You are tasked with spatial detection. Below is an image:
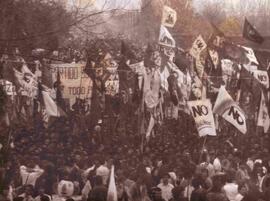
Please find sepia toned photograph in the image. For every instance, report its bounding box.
[1,0,270,201]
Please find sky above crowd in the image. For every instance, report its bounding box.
[67,0,270,13]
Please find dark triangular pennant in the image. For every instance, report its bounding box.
[243,18,264,44]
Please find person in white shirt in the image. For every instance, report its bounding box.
[223,170,243,201]
[20,165,44,187]
[157,174,174,201]
[213,157,222,173]
[96,160,110,185]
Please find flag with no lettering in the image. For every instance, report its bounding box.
[107,165,117,201]
[257,91,270,133]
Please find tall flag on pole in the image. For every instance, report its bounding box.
[189,35,207,59]
[243,18,264,44]
[187,99,216,137]
[55,70,65,109]
[161,6,177,28]
[213,86,247,134]
[257,91,270,133]
[158,25,176,48]
[42,90,66,117]
[107,165,117,201]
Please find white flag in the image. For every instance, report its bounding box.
[257,91,270,133]
[187,99,216,137]
[107,165,117,201]
[158,25,176,48]
[213,86,247,134]
[161,6,177,28]
[42,90,64,117]
[189,35,207,58]
[242,46,259,65]
[252,70,269,89]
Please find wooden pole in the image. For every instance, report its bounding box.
[198,135,207,164]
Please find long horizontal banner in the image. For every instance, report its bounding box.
[50,63,92,107]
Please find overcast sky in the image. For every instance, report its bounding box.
[68,0,270,12]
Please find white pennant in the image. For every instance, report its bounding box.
[107,165,117,201]
[213,86,247,134]
[257,91,270,133]
[158,25,176,48]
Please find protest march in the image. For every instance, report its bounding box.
[1,0,270,201]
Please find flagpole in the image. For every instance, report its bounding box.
[198,135,207,164]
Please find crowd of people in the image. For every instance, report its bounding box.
[0,38,270,201]
[0,109,270,201]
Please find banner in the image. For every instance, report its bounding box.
[161,6,177,28]
[158,25,176,48]
[189,35,207,59]
[213,86,247,134]
[187,99,216,137]
[0,79,16,96]
[50,63,92,107]
[257,91,270,133]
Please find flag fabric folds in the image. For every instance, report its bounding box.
[42,90,65,117]
[213,86,247,134]
[158,25,176,48]
[187,99,216,137]
[243,18,264,44]
[107,165,117,201]
[257,91,270,133]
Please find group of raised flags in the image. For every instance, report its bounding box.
[158,6,177,48]
[152,5,269,138]
[1,56,66,127]
[187,85,248,137]
[185,17,269,137]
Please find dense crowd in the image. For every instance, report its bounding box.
[0,110,270,201]
[0,40,270,201]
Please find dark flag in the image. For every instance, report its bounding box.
[243,18,264,44]
[33,82,45,130]
[55,70,65,110]
[204,48,222,87]
[85,46,110,127]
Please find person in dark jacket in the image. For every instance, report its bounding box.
[206,174,228,201]
[87,176,107,201]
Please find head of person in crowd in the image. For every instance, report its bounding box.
[238,181,249,197]
[150,187,165,201]
[226,169,236,183]
[40,195,51,201]
[163,173,170,186]
[211,174,226,192]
